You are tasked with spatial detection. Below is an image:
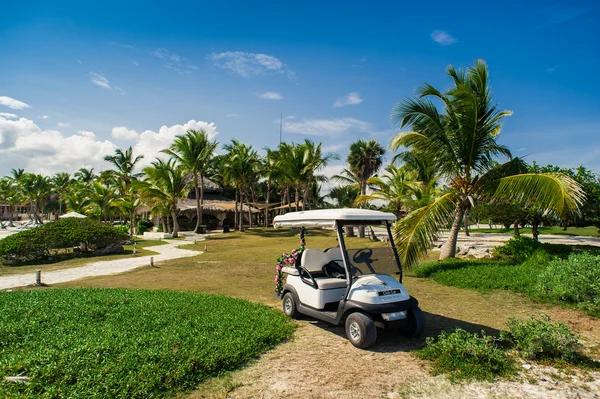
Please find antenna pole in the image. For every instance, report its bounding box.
[279,109,283,145]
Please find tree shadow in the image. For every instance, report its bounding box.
[301,311,502,353]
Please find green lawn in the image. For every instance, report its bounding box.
[0,289,293,398]
[469,225,600,237]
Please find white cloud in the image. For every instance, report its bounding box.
[284,117,371,136]
[224,113,239,118]
[153,48,196,75]
[89,72,111,89]
[320,164,347,193]
[258,91,284,100]
[0,112,17,119]
[39,115,49,119]
[111,126,139,141]
[333,92,363,108]
[547,64,561,74]
[133,120,218,168]
[0,96,30,110]
[431,30,456,45]
[0,116,219,175]
[209,51,295,79]
[57,122,70,128]
[132,61,140,66]
[0,116,117,175]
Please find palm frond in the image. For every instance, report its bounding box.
[493,173,586,220]
[393,193,457,270]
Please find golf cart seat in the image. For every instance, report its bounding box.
[301,249,347,290]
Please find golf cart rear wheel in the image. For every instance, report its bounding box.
[282,292,300,319]
[345,312,377,349]
[402,307,425,337]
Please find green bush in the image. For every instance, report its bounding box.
[492,236,541,263]
[137,219,154,234]
[417,329,516,381]
[503,314,582,362]
[0,289,294,398]
[115,224,130,236]
[0,218,128,264]
[534,252,600,317]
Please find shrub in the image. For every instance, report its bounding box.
[0,218,128,264]
[534,252,600,317]
[137,219,154,234]
[115,224,130,236]
[492,236,541,263]
[503,314,582,362]
[0,289,294,398]
[417,329,516,381]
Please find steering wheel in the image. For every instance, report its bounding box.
[353,248,377,274]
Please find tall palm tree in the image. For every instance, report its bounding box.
[87,183,117,221]
[74,168,96,184]
[163,129,217,233]
[390,59,585,268]
[262,148,282,227]
[345,140,385,237]
[51,172,71,216]
[19,173,51,224]
[328,185,360,208]
[117,195,142,236]
[137,159,189,238]
[104,147,144,194]
[355,164,438,218]
[222,140,260,232]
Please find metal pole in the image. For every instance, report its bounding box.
[336,222,353,300]
[35,270,42,286]
[385,221,403,283]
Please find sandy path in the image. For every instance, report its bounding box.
[0,243,201,290]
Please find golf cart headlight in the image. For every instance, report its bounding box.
[381,311,407,321]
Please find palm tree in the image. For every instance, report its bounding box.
[117,195,142,236]
[63,185,90,214]
[87,183,117,221]
[390,59,585,268]
[222,140,260,232]
[104,147,144,193]
[345,140,385,237]
[19,173,51,224]
[163,129,217,233]
[137,159,189,238]
[328,185,360,208]
[262,148,282,227]
[355,164,438,218]
[51,172,71,216]
[74,168,96,184]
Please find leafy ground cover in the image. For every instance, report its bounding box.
[415,238,600,318]
[0,288,293,398]
[469,226,600,237]
[0,239,168,277]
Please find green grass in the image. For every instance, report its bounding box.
[414,258,545,294]
[469,226,600,237]
[0,288,294,398]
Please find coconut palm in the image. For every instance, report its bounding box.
[74,168,96,184]
[19,173,51,224]
[342,140,385,237]
[355,164,438,218]
[87,182,118,221]
[137,159,189,238]
[163,129,217,233]
[222,140,260,232]
[117,195,142,236]
[328,185,360,208]
[51,172,71,216]
[390,59,585,269]
[104,147,144,193]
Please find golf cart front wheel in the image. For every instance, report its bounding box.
[402,307,425,337]
[345,312,377,349]
[282,292,300,319]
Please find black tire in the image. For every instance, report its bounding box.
[402,307,425,337]
[282,292,300,319]
[345,312,377,349]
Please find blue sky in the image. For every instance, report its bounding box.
[1,0,599,180]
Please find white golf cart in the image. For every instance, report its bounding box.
[273,209,425,349]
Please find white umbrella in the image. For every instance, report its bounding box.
[59,211,87,219]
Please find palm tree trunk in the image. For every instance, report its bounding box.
[358,182,366,238]
[439,203,467,260]
[161,216,167,233]
[194,173,201,233]
[463,206,470,237]
[199,175,205,232]
[234,188,238,230]
[265,180,271,228]
[8,206,14,227]
[513,218,521,237]
[531,217,540,241]
[247,190,252,229]
[301,184,308,211]
[286,185,291,212]
[171,208,180,238]
[295,186,300,210]
[239,189,244,232]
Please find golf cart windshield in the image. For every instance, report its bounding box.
[327,246,401,277]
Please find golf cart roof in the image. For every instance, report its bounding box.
[273,209,396,228]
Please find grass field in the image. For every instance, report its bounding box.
[469,225,600,237]
[0,288,293,398]
[0,239,170,277]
